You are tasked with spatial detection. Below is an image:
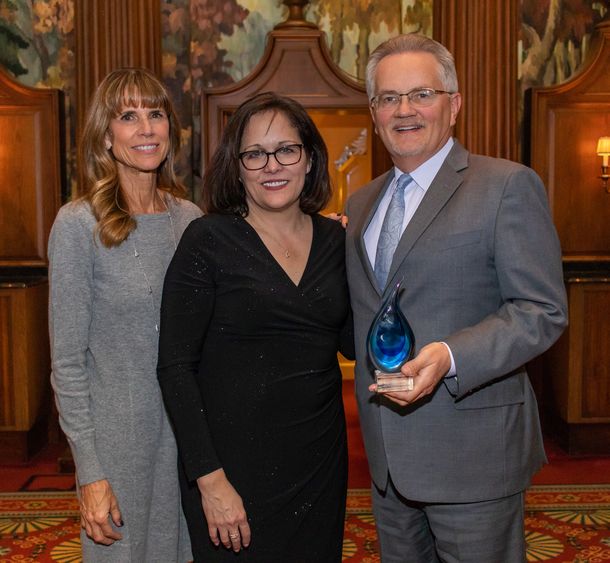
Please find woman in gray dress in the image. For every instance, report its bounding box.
[48,68,201,562]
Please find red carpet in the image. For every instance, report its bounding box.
[1,487,610,562]
[1,380,609,562]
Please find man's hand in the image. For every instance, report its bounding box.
[326,212,348,229]
[79,479,123,545]
[369,342,451,406]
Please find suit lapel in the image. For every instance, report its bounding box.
[354,171,393,295]
[386,143,469,288]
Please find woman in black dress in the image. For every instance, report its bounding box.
[157,92,353,562]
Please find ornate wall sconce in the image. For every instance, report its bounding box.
[597,136,610,193]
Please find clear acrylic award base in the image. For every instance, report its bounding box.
[375,370,414,392]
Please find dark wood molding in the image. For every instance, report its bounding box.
[433,1,520,161]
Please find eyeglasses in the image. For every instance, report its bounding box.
[238,144,304,171]
[370,88,454,111]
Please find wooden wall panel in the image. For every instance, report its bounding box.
[530,20,610,261]
[545,106,610,257]
[529,21,610,454]
[0,283,49,431]
[433,0,520,161]
[547,279,610,424]
[582,286,610,419]
[75,0,162,139]
[0,283,51,461]
[0,68,62,267]
[0,295,15,428]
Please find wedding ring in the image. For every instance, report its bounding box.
[229,532,239,539]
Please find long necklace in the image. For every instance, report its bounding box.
[132,200,177,332]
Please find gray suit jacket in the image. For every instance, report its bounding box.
[345,141,568,503]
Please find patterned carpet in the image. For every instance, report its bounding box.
[1,486,609,562]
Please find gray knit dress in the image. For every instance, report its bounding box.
[48,197,202,562]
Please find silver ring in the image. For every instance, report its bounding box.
[229,532,239,539]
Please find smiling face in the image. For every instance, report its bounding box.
[239,110,311,215]
[106,104,170,181]
[370,51,461,172]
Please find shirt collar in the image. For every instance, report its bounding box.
[392,137,454,192]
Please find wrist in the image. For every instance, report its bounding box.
[196,468,226,493]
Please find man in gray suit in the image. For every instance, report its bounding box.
[345,34,568,562]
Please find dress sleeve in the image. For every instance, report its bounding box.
[48,205,105,485]
[157,219,222,482]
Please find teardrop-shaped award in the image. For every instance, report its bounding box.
[367,280,415,392]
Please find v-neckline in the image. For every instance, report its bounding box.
[242,214,317,289]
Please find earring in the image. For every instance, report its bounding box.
[105,141,112,150]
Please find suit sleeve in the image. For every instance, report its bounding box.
[445,167,568,398]
[157,219,222,482]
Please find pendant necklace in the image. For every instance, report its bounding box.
[132,198,178,332]
[249,217,300,259]
[256,224,292,258]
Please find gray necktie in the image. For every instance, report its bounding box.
[374,173,412,289]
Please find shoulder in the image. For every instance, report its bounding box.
[56,199,93,220]
[464,155,544,193]
[52,200,96,234]
[467,153,532,176]
[458,143,537,180]
[179,212,242,244]
[315,213,345,238]
[447,141,541,185]
[48,200,97,256]
[456,155,550,216]
[189,212,240,231]
[170,197,203,221]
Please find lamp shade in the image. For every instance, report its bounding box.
[597,136,610,155]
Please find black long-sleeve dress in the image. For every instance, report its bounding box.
[157,213,353,563]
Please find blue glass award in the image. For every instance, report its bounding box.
[367,280,415,392]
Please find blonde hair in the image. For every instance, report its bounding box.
[79,68,186,247]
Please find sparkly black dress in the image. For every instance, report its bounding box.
[158,213,353,563]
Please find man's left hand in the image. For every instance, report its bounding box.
[369,342,451,406]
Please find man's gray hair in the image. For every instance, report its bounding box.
[365,34,459,100]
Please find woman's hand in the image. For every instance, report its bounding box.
[197,468,251,552]
[79,479,123,545]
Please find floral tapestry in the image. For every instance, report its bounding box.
[519,0,608,93]
[1,0,608,197]
[0,0,75,196]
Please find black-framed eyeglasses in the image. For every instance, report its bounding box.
[238,144,304,171]
[370,88,454,111]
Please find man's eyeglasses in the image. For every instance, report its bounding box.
[370,88,454,111]
[238,144,304,171]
